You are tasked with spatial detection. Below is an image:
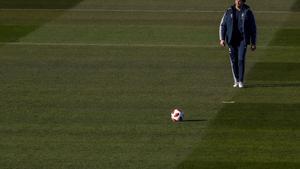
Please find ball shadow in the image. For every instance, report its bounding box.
[182,119,208,123]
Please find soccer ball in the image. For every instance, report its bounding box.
[171,108,184,122]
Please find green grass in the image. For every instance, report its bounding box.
[0,0,82,9]
[291,0,300,11]
[0,44,233,168]
[176,1,300,168]
[0,1,81,43]
[270,28,300,46]
[0,25,37,42]
[0,0,299,169]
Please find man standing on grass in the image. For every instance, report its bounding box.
[219,0,257,88]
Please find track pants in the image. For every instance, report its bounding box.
[229,41,247,83]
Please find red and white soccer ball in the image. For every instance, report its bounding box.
[171,108,184,122]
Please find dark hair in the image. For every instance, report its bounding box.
[242,0,246,2]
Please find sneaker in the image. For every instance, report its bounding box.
[233,82,239,88]
[238,82,244,88]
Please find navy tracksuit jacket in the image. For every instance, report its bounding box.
[219,4,257,83]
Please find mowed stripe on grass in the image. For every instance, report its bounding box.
[0,0,299,169]
[0,1,232,168]
[176,1,300,169]
[0,44,234,168]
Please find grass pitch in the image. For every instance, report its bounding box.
[0,0,299,169]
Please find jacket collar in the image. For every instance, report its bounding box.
[231,4,250,12]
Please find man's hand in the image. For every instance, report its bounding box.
[251,45,256,51]
[220,40,226,47]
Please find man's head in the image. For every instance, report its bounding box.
[235,0,246,8]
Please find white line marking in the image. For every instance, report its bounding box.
[0,8,298,14]
[0,42,221,48]
[0,42,299,49]
[222,101,235,104]
[0,42,217,48]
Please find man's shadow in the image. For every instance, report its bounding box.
[246,83,300,88]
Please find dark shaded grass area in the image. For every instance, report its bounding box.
[0,0,82,43]
[180,161,300,169]
[291,0,300,11]
[177,103,300,169]
[177,57,300,168]
[269,1,300,46]
[269,29,300,46]
[0,0,82,9]
[211,103,300,130]
[248,62,300,82]
[0,25,37,42]
[178,162,300,169]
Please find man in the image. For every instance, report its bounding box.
[219,0,257,88]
